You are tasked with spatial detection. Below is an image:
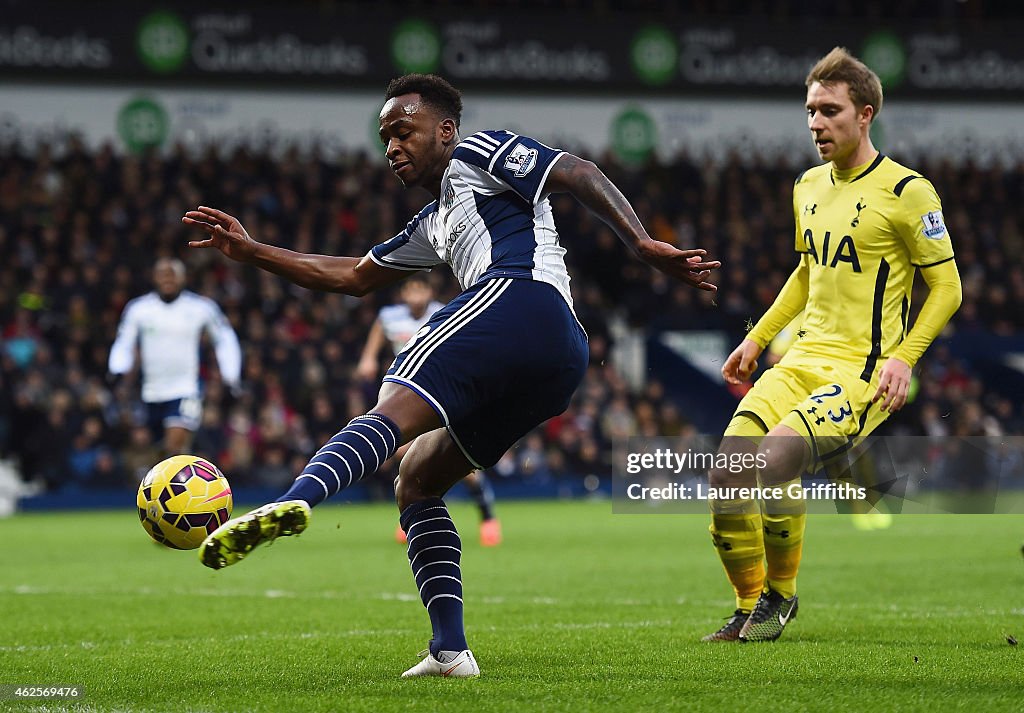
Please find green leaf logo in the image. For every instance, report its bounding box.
[391,19,441,74]
[861,31,906,89]
[611,107,657,165]
[137,11,189,74]
[631,26,677,85]
[117,97,169,153]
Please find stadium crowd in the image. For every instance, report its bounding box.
[1,137,1021,494]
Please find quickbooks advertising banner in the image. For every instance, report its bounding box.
[0,5,381,82]
[1,2,1022,97]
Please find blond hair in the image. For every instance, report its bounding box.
[806,47,883,120]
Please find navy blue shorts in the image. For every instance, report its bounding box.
[146,396,203,437]
[384,277,588,468]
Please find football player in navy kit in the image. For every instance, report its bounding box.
[183,73,718,678]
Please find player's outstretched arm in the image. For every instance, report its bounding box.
[182,206,408,296]
[543,155,720,292]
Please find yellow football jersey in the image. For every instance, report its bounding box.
[785,154,954,378]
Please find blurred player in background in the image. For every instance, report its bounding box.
[703,47,962,643]
[108,258,242,459]
[356,273,502,546]
[184,73,718,678]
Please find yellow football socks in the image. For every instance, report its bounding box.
[709,504,765,611]
[762,478,806,599]
[709,416,772,610]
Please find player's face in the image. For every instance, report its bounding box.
[401,280,433,314]
[153,263,185,300]
[378,94,457,191]
[806,81,872,169]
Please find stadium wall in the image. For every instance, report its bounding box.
[3,85,1024,166]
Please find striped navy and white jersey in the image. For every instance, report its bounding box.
[378,300,445,354]
[108,291,242,403]
[370,130,573,308]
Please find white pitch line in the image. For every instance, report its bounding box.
[0,628,415,654]
[3,585,1017,619]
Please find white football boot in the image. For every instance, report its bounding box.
[401,648,480,678]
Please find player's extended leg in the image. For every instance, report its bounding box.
[395,429,480,678]
[704,414,768,642]
[737,423,810,642]
[464,471,501,546]
[277,382,444,506]
[199,383,442,570]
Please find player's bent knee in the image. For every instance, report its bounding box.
[756,427,810,486]
[755,451,790,487]
[394,430,475,511]
[394,447,437,510]
[709,414,766,487]
[394,474,433,511]
[708,465,757,488]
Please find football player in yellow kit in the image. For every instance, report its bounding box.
[703,47,962,642]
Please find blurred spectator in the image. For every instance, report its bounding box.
[0,138,1020,496]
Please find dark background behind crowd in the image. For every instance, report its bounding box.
[1,137,1022,496]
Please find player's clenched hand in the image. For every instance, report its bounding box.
[872,357,912,412]
[722,339,762,384]
[635,240,720,292]
[181,206,259,262]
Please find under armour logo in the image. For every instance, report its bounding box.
[804,203,817,215]
[796,329,807,339]
[851,199,866,227]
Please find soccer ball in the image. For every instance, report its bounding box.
[137,455,233,550]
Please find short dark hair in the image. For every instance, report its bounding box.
[384,74,463,128]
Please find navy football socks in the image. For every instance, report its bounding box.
[401,497,469,655]
[277,413,400,507]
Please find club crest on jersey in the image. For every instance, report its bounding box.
[851,199,866,227]
[921,210,946,239]
[504,143,538,178]
[442,180,456,210]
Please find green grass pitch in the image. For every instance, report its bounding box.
[2,500,1022,712]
